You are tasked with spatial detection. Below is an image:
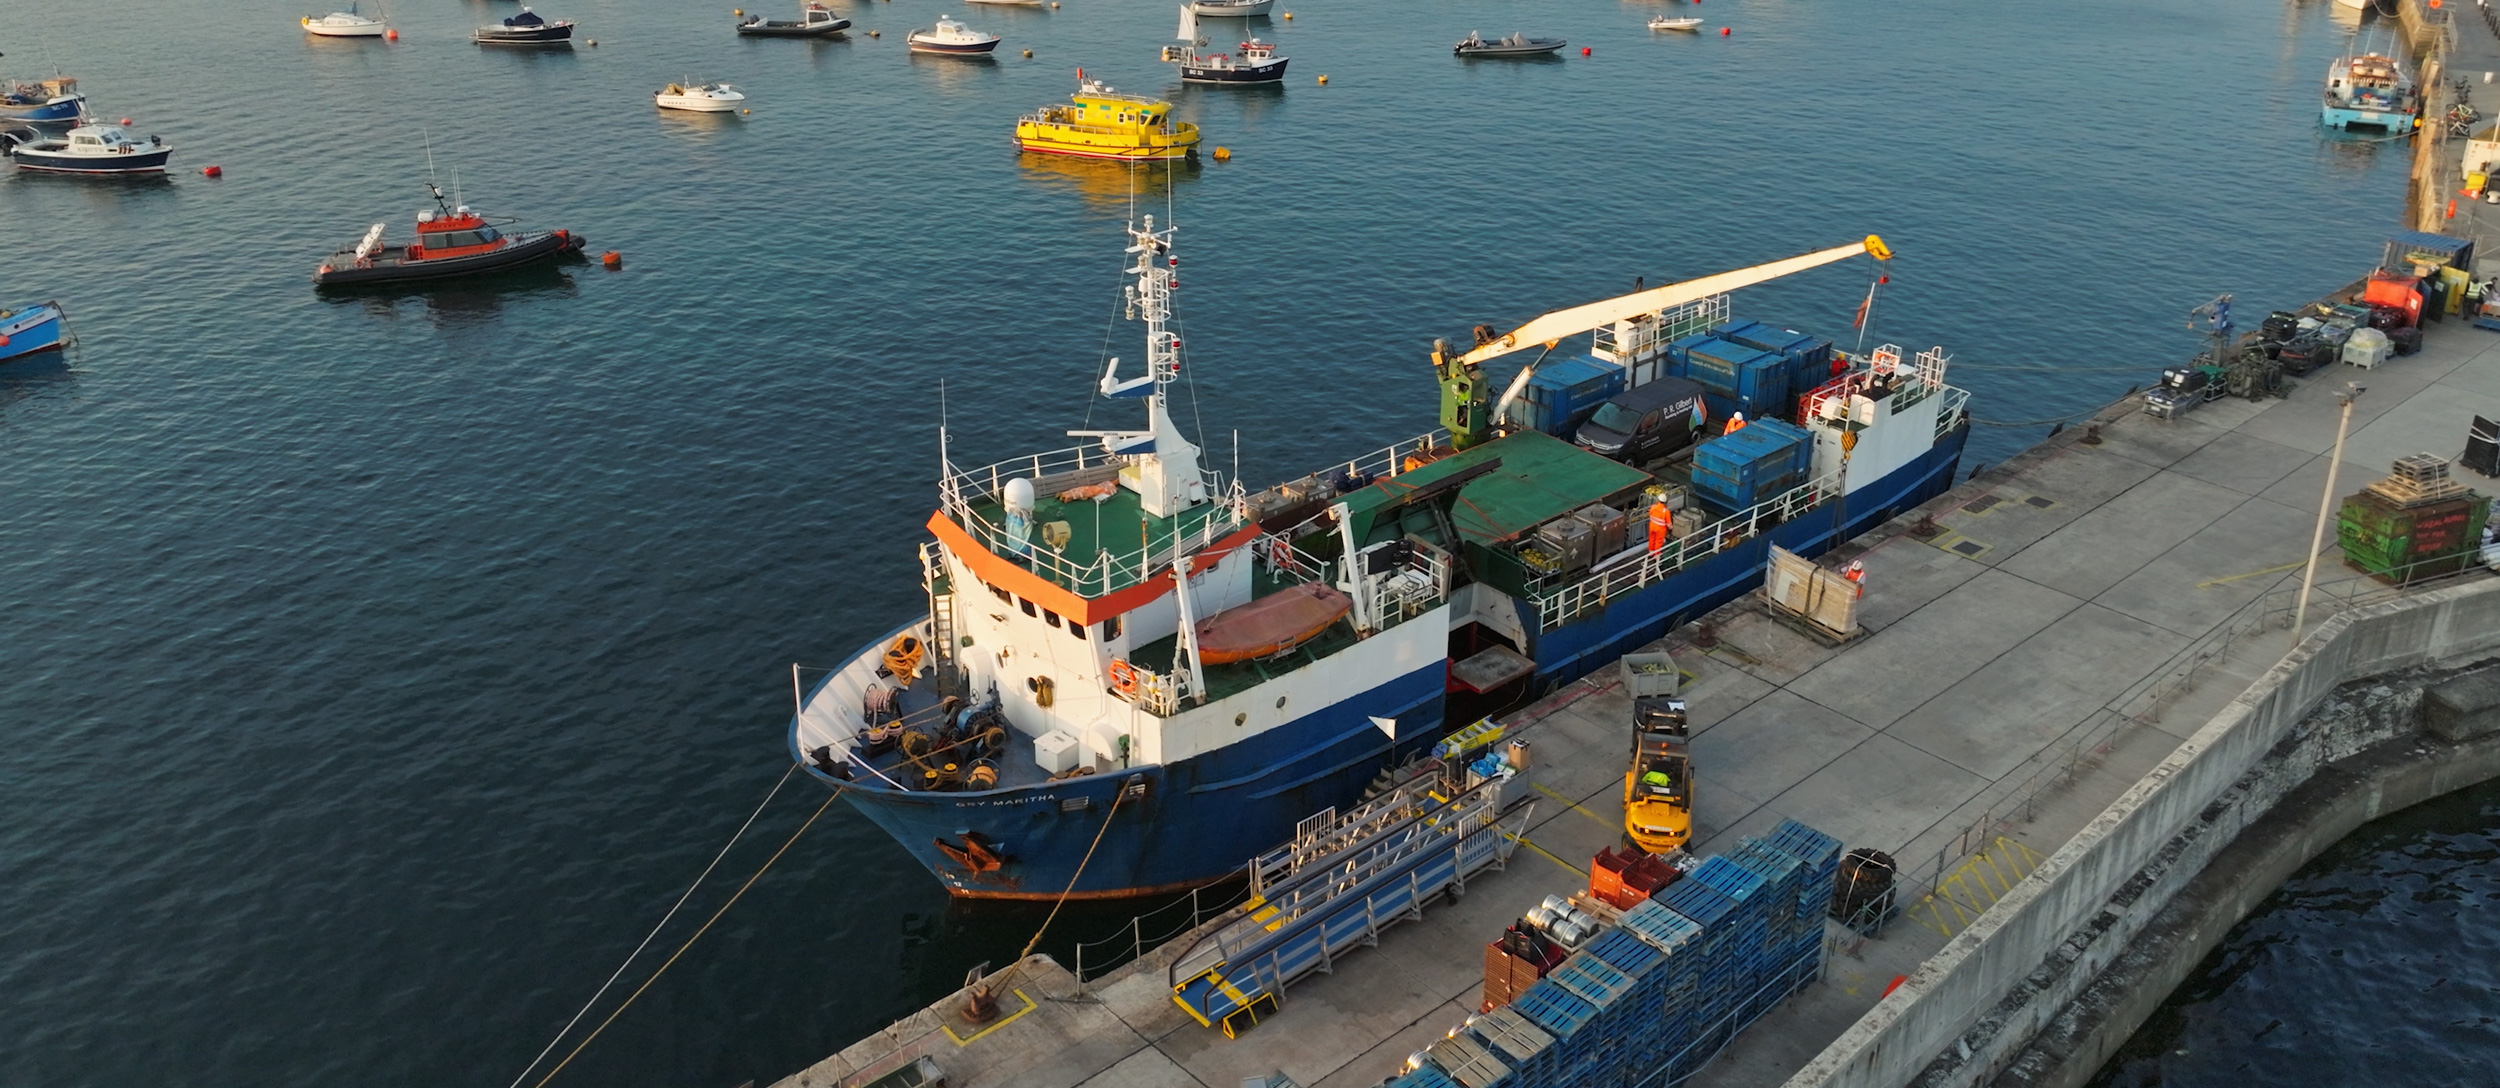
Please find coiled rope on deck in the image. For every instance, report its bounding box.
[506,765,842,1088]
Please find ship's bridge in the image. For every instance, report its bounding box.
[932,443,1249,619]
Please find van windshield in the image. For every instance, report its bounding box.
[1590,402,1645,432]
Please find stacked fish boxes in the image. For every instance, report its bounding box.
[1397,819,1846,1088]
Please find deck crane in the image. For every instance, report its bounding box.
[1431,235,1893,449]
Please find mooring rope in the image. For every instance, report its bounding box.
[993,782,1129,993]
[513,769,841,1088]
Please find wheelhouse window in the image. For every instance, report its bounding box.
[1019,597,1037,618]
[1098,616,1121,640]
[1043,609,1062,629]
[427,228,501,248]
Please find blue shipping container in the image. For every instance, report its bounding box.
[1737,353,1791,421]
[1692,419,1812,487]
[1685,342,1778,399]
[1520,355,1625,437]
[1665,333,1723,371]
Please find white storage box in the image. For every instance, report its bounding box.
[1034,729,1083,774]
[2343,327,2392,370]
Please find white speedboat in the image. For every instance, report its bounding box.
[1648,16,1703,31]
[2,118,173,175]
[1190,0,1274,16]
[654,80,747,112]
[908,16,1003,55]
[303,4,388,36]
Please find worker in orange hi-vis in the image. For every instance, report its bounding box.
[1843,559,1866,597]
[1723,411,1748,436]
[1647,501,1672,552]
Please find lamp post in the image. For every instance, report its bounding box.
[2293,382,2364,643]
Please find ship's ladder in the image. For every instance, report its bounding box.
[919,543,961,696]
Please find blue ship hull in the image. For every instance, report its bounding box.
[0,99,84,123]
[0,302,66,360]
[794,425,1969,897]
[2322,103,2416,131]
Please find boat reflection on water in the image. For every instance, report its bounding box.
[1013,153,1199,209]
[324,264,581,328]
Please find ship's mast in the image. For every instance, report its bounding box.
[1072,214,1208,518]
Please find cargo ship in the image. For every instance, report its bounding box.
[787,219,1969,898]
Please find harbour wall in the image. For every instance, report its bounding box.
[1779,576,2500,1088]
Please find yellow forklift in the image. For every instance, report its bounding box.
[1620,655,1693,854]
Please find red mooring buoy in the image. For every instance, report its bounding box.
[1721,26,1731,35]
[201,165,223,178]
[1581,46,1591,56]
[385,28,398,40]
[601,250,623,269]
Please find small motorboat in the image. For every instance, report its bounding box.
[655,80,747,112]
[1014,76,1200,159]
[303,4,389,37]
[313,186,587,287]
[1,118,172,175]
[475,8,575,46]
[0,301,68,362]
[1453,31,1567,58]
[1648,16,1703,31]
[1163,6,1286,84]
[736,2,851,37]
[0,75,85,124]
[1189,0,1274,16]
[907,16,1003,55]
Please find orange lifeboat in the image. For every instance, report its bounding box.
[1193,583,1352,665]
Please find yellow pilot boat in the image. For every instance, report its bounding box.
[1013,75,1201,160]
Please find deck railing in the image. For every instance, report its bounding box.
[1530,467,1844,631]
[1591,294,1730,364]
[937,445,1249,598]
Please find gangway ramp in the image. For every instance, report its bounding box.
[1168,777,1532,1037]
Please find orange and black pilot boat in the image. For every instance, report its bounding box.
[313,184,586,287]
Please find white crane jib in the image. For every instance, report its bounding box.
[1465,235,1893,369]
[1069,215,1209,518]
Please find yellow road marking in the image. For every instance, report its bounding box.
[1534,781,1621,833]
[1510,832,1588,877]
[941,987,1038,1045]
[2197,560,2305,589]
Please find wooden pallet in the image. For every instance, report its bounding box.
[2365,475,2469,508]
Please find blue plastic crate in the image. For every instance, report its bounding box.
[1549,949,1638,1009]
[1692,855,1767,903]
[1586,927,1663,976]
[1511,979,1597,1037]
[1656,878,1737,931]
[1764,819,1843,869]
[1386,1062,1464,1088]
[1618,899,1703,956]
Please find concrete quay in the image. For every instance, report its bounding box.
[777,310,2500,1088]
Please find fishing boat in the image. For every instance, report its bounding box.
[908,16,1003,55]
[312,185,586,287]
[475,8,575,45]
[1454,31,1567,58]
[1014,76,1200,159]
[655,80,746,112]
[784,224,1969,899]
[1,118,172,175]
[1190,0,1274,16]
[2322,47,2420,131]
[736,2,851,37]
[0,301,67,362]
[1648,16,1703,32]
[302,5,389,37]
[0,75,85,124]
[1163,6,1288,84]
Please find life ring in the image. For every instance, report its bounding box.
[1107,659,1139,697]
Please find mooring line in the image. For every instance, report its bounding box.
[506,763,816,1088]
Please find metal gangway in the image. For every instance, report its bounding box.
[1168,777,1533,1036]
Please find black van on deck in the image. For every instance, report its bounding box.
[1572,376,1709,465]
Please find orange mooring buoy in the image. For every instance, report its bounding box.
[385,27,397,40]
[602,250,623,269]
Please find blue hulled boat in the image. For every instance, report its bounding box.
[787,224,1968,899]
[0,75,85,124]
[2,118,172,175]
[0,302,68,361]
[2323,48,2420,132]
